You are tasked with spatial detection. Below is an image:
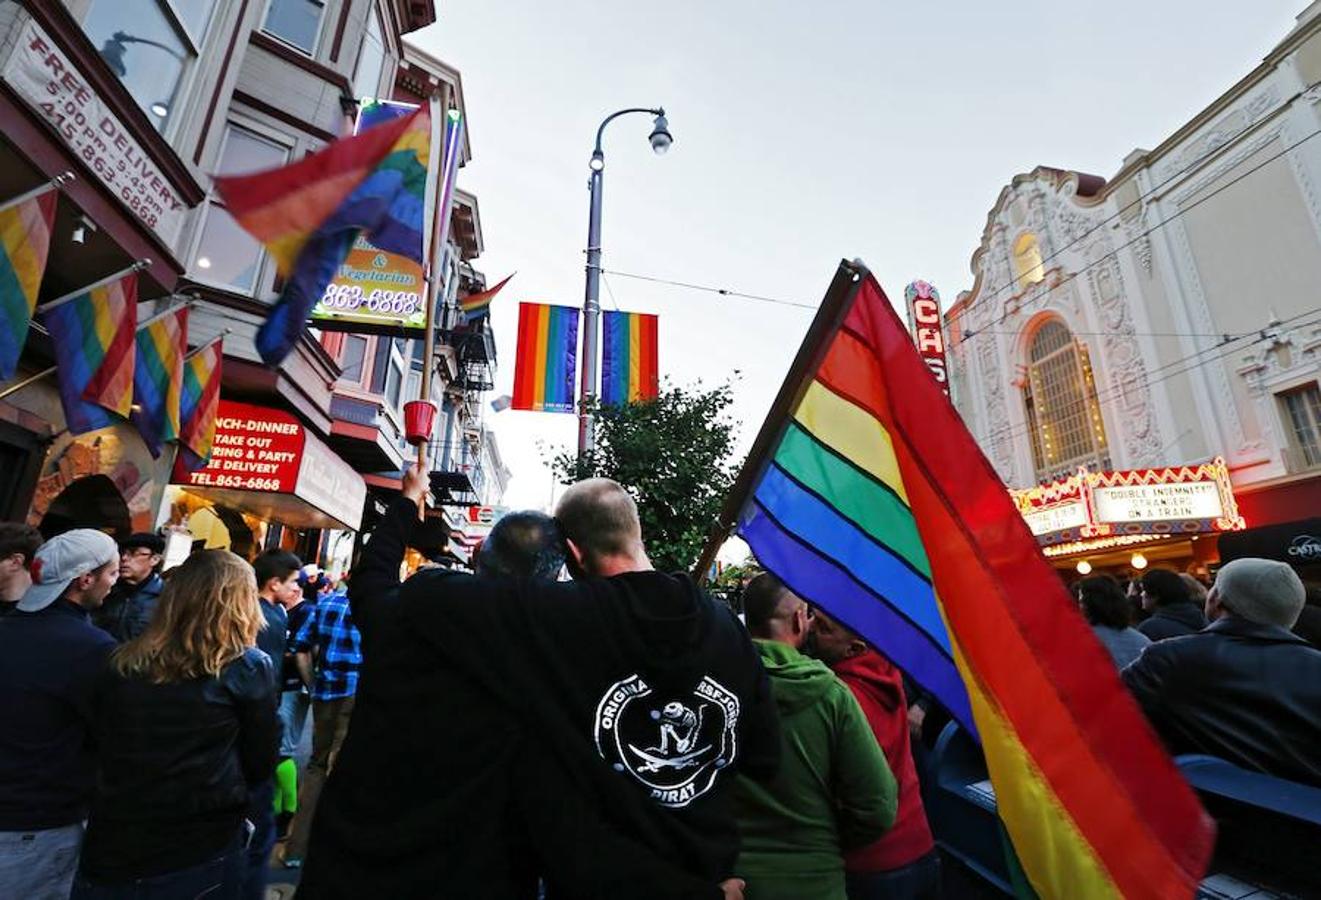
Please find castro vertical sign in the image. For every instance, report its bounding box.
[904,280,949,397]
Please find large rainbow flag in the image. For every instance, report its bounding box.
[215,104,434,365]
[601,310,659,406]
[0,185,58,380]
[511,302,578,413]
[178,336,223,470]
[130,305,187,457]
[713,261,1213,899]
[40,270,138,435]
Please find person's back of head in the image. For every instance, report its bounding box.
[1210,557,1306,630]
[113,550,263,683]
[0,522,43,603]
[1075,575,1132,629]
[1179,572,1209,606]
[475,511,566,581]
[553,478,647,577]
[742,572,811,649]
[1140,568,1190,610]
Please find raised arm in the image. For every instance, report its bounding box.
[348,465,430,632]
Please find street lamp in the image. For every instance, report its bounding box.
[98,31,184,124]
[578,107,672,459]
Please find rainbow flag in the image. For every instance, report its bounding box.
[511,303,578,413]
[722,262,1213,900]
[458,273,513,323]
[41,271,138,435]
[178,336,223,470]
[601,310,659,406]
[215,104,433,365]
[130,305,187,457]
[0,186,57,380]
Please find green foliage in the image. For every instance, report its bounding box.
[552,380,739,573]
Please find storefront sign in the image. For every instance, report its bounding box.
[2,20,186,243]
[310,99,428,332]
[903,280,948,396]
[1092,482,1224,525]
[170,400,365,530]
[1022,500,1088,537]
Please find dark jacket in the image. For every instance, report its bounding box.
[256,599,288,694]
[282,600,314,692]
[0,599,116,830]
[1122,616,1321,787]
[1136,601,1207,641]
[93,573,163,643]
[299,496,780,900]
[80,648,278,882]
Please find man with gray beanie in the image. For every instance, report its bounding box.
[1123,557,1321,786]
[0,529,120,898]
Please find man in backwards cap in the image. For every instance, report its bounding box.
[1123,557,1321,786]
[0,529,120,898]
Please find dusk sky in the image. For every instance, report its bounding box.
[413,1,1304,513]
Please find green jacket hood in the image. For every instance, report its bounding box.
[754,639,838,714]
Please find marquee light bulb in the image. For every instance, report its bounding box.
[1076,560,1092,575]
[1130,552,1148,570]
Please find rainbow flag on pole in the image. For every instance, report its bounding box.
[458,273,513,324]
[601,310,658,406]
[215,104,435,366]
[40,269,138,435]
[0,184,58,380]
[178,336,223,470]
[714,261,1213,900]
[511,302,578,413]
[130,305,187,457]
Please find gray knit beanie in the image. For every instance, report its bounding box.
[1214,558,1306,629]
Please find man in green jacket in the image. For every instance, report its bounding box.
[732,573,897,900]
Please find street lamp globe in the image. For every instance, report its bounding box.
[589,151,605,172]
[648,114,672,155]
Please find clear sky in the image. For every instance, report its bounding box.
[412,1,1305,514]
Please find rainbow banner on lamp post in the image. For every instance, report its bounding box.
[600,310,658,406]
[511,302,578,413]
[702,260,1214,900]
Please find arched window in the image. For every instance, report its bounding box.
[1013,233,1045,290]
[1022,321,1109,480]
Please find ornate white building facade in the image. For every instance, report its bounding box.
[946,2,1321,530]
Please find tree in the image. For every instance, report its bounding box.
[552,380,739,573]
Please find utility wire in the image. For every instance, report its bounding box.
[602,269,818,310]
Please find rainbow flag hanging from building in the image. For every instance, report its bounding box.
[716,261,1213,900]
[40,270,138,435]
[178,336,223,471]
[601,310,659,406]
[458,272,513,323]
[0,185,58,381]
[130,305,187,457]
[215,104,434,366]
[511,302,578,413]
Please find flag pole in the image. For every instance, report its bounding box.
[692,258,868,582]
[0,172,74,214]
[38,258,152,312]
[415,94,447,517]
[0,366,57,401]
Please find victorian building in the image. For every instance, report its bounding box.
[946,2,1321,572]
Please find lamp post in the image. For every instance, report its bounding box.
[578,107,672,459]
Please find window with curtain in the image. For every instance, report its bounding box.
[191,125,289,292]
[1013,232,1046,290]
[84,0,214,131]
[351,9,388,100]
[262,0,326,54]
[1022,320,1109,481]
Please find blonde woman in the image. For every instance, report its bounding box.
[72,551,278,900]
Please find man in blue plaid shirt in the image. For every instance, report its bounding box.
[282,586,361,868]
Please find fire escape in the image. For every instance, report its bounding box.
[429,315,496,506]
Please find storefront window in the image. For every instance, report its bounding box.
[351,9,388,101]
[85,0,210,132]
[263,0,327,55]
[1023,320,1109,481]
[193,126,290,293]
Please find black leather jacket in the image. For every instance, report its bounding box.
[1122,616,1321,787]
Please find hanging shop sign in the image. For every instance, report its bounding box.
[170,400,365,530]
[2,20,187,243]
[1011,458,1245,548]
[310,99,429,333]
[903,280,948,396]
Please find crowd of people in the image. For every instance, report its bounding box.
[0,474,1318,898]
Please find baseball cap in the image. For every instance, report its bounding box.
[18,529,119,613]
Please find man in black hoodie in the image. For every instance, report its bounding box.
[299,469,775,898]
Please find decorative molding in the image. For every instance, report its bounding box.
[1156,85,1282,184]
